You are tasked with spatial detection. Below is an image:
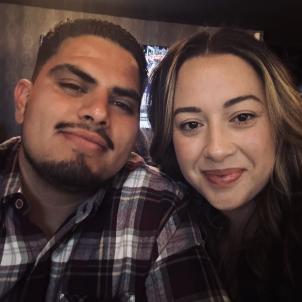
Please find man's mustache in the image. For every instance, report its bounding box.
[55,122,114,150]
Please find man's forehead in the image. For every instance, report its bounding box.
[56,35,137,64]
[33,34,141,96]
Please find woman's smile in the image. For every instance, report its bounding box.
[202,168,246,187]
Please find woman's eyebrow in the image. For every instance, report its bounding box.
[223,95,261,108]
[48,64,97,84]
[173,95,262,117]
[174,106,202,117]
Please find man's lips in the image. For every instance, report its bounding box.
[60,129,110,151]
[202,168,245,187]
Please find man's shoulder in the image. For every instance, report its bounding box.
[0,137,21,150]
[115,152,186,200]
[0,137,20,168]
[105,153,189,231]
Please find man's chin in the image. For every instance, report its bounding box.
[23,147,105,194]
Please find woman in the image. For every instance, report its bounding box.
[148,28,302,301]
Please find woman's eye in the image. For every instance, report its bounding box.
[59,82,86,94]
[231,113,256,125]
[180,121,201,132]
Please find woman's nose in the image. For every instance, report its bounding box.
[203,125,236,162]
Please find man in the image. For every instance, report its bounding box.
[0,19,228,301]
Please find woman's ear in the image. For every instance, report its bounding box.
[14,79,32,124]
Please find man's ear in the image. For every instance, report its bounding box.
[14,79,32,124]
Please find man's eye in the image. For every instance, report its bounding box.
[59,82,86,94]
[112,99,136,115]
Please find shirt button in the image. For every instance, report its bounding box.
[59,293,65,300]
[15,199,24,210]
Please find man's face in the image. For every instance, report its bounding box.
[15,35,140,192]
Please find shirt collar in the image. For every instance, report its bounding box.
[0,137,22,201]
[74,188,106,224]
[0,137,108,217]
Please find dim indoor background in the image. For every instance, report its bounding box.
[0,0,301,142]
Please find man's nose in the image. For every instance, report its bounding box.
[203,125,236,162]
[77,91,110,126]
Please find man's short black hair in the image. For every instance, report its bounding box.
[32,18,147,94]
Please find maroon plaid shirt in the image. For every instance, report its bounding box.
[0,137,230,302]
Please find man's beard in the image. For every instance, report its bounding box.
[23,145,107,194]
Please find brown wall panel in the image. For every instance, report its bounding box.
[0,3,212,142]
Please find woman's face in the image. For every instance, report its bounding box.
[173,54,275,214]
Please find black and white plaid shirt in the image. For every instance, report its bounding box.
[0,137,230,302]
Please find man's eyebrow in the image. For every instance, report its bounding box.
[49,64,97,84]
[174,106,201,117]
[223,95,262,108]
[112,87,141,104]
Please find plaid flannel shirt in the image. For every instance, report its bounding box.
[0,137,230,302]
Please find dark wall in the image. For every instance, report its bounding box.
[1,2,300,143]
[0,3,53,142]
[0,2,215,142]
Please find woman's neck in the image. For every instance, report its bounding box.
[223,199,257,239]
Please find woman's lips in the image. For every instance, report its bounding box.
[202,168,245,187]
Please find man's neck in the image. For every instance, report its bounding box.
[18,147,89,238]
